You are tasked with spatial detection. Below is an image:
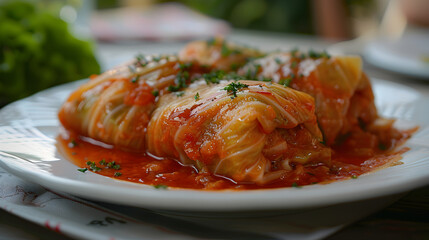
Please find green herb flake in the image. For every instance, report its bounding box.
[154,184,168,190]
[135,54,148,67]
[168,71,189,92]
[306,172,315,176]
[167,85,180,92]
[153,56,161,62]
[223,82,249,99]
[291,61,297,68]
[114,172,122,177]
[308,49,331,59]
[179,62,193,70]
[292,182,301,188]
[152,90,159,97]
[112,164,121,170]
[275,58,282,64]
[194,92,200,101]
[90,165,101,172]
[220,42,241,57]
[351,175,358,179]
[131,76,138,83]
[99,159,106,165]
[202,70,224,84]
[68,140,77,148]
[280,78,292,87]
[77,168,88,173]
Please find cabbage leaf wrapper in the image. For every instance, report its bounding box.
[58,55,202,151]
[239,53,379,147]
[147,80,330,184]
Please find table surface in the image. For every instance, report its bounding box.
[1,29,428,239]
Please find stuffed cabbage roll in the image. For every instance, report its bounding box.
[179,37,263,72]
[238,52,378,147]
[147,80,330,184]
[58,55,203,151]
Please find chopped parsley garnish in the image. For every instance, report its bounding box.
[279,78,292,87]
[107,161,121,170]
[351,175,358,179]
[135,54,148,67]
[223,82,249,99]
[152,56,161,62]
[168,71,189,92]
[194,92,200,101]
[201,70,247,84]
[292,182,301,188]
[152,90,159,97]
[68,140,77,148]
[308,49,331,59]
[154,184,168,190]
[131,76,138,83]
[99,159,106,165]
[114,172,122,177]
[274,58,283,64]
[221,41,242,57]
[202,70,223,84]
[86,161,101,172]
[77,168,88,173]
[179,62,193,70]
[291,61,297,68]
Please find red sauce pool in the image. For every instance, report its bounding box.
[57,130,410,190]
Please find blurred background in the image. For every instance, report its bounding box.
[1,0,428,106]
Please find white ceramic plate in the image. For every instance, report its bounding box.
[364,29,429,79]
[0,79,428,212]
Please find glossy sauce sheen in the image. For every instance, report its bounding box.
[59,130,410,190]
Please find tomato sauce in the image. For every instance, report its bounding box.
[58,130,411,190]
